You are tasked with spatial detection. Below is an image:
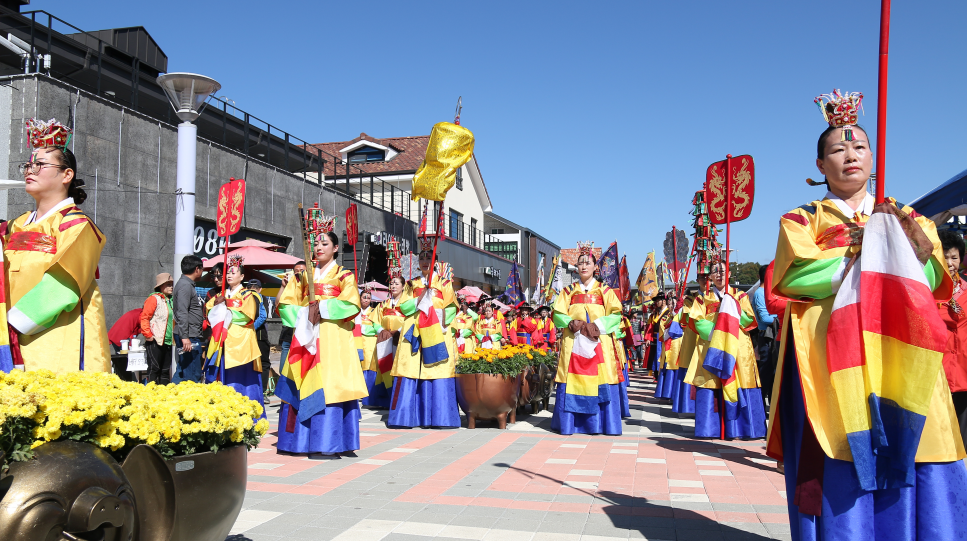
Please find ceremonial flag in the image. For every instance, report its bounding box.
[479,331,495,349]
[536,254,546,301]
[415,294,448,365]
[826,208,949,490]
[545,255,563,302]
[275,306,328,421]
[564,318,609,413]
[505,261,525,307]
[637,252,658,302]
[401,253,420,280]
[375,333,395,382]
[618,254,630,302]
[702,293,743,419]
[204,303,234,373]
[597,242,619,289]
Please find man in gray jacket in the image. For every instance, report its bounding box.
[173,255,205,383]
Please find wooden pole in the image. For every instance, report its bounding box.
[298,204,316,304]
[875,0,891,204]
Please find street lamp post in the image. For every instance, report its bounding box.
[156,73,221,280]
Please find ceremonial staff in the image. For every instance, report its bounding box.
[297,204,317,305]
[875,0,890,204]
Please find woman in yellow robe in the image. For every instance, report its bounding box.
[388,246,459,428]
[551,244,623,435]
[357,288,382,407]
[473,303,504,349]
[275,227,367,455]
[769,94,967,538]
[3,120,109,373]
[451,295,478,355]
[368,274,406,408]
[205,255,265,418]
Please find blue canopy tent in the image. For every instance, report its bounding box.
[910,167,967,224]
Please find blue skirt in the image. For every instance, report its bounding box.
[671,367,695,414]
[387,377,460,428]
[779,340,967,541]
[276,401,361,454]
[648,341,663,372]
[654,367,676,400]
[551,382,623,436]
[619,367,631,418]
[693,387,766,440]
[206,361,266,420]
[361,370,391,408]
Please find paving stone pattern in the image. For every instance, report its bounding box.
[228,371,790,541]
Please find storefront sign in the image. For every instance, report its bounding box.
[193,219,290,259]
[481,266,501,279]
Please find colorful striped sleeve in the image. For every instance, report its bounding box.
[7,265,80,335]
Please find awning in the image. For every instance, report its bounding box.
[909,167,967,223]
[203,246,302,269]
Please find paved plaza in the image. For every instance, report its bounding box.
[229,371,790,541]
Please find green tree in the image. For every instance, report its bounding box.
[728,262,761,285]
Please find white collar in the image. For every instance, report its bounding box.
[580,278,597,293]
[824,190,874,218]
[26,197,74,225]
[314,260,336,280]
[227,284,244,297]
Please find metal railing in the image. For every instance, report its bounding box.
[421,207,509,258]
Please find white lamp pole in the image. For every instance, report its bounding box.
[156,73,221,281]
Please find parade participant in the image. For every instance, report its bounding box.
[662,291,688,409]
[683,261,763,439]
[388,242,460,428]
[3,119,110,373]
[621,308,638,370]
[474,302,505,349]
[513,303,542,346]
[140,273,175,385]
[646,294,668,375]
[551,242,623,435]
[357,287,382,407]
[276,260,307,369]
[371,272,406,408]
[537,305,557,351]
[672,289,698,415]
[204,255,265,416]
[275,218,367,454]
[769,90,967,537]
[937,229,967,449]
[451,295,478,355]
[614,313,632,418]
[653,297,677,400]
[245,279,271,394]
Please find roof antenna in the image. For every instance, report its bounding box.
[454,96,462,125]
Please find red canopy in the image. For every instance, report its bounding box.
[203,246,302,270]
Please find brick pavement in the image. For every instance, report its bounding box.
[228,370,790,541]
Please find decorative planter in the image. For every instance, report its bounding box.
[455,373,521,429]
[0,441,247,541]
[537,364,558,412]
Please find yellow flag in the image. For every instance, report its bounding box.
[637,251,658,301]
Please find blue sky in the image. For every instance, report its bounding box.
[33,0,967,277]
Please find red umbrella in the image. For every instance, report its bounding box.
[456,286,485,302]
[203,246,302,270]
[227,238,283,251]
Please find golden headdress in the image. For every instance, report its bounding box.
[26,118,72,150]
[815,89,864,141]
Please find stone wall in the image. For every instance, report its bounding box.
[0,74,416,324]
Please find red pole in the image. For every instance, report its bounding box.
[221,239,228,297]
[875,0,891,204]
[721,154,732,441]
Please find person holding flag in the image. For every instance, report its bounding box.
[684,261,765,439]
[769,89,967,537]
[371,270,407,408]
[672,288,699,415]
[357,287,383,408]
[451,295,478,355]
[474,302,505,349]
[204,255,266,418]
[551,241,624,435]
[653,300,677,401]
[274,216,368,455]
[388,238,460,428]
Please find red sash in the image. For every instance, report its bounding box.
[570,293,604,306]
[7,231,56,254]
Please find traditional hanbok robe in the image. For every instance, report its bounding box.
[663,308,688,410]
[275,262,367,454]
[551,279,623,435]
[683,286,764,439]
[474,316,504,349]
[614,316,633,418]
[2,198,109,373]
[769,193,967,539]
[647,307,668,373]
[451,309,478,355]
[205,284,265,418]
[514,315,542,346]
[356,305,382,407]
[388,273,460,428]
[653,309,677,400]
[538,316,557,349]
[367,297,404,408]
[672,297,698,415]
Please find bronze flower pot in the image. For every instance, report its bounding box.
[164,444,247,541]
[455,373,521,429]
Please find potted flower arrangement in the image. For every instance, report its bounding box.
[455,345,539,429]
[0,370,268,541]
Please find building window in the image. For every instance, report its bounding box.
[470,218,478,246]
[450,210,464,242]
[485,241,518,261]
[455,167,463,190]
[491,228,504,234]
[347,146,385,163]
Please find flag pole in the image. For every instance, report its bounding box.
[875,0,891,204]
